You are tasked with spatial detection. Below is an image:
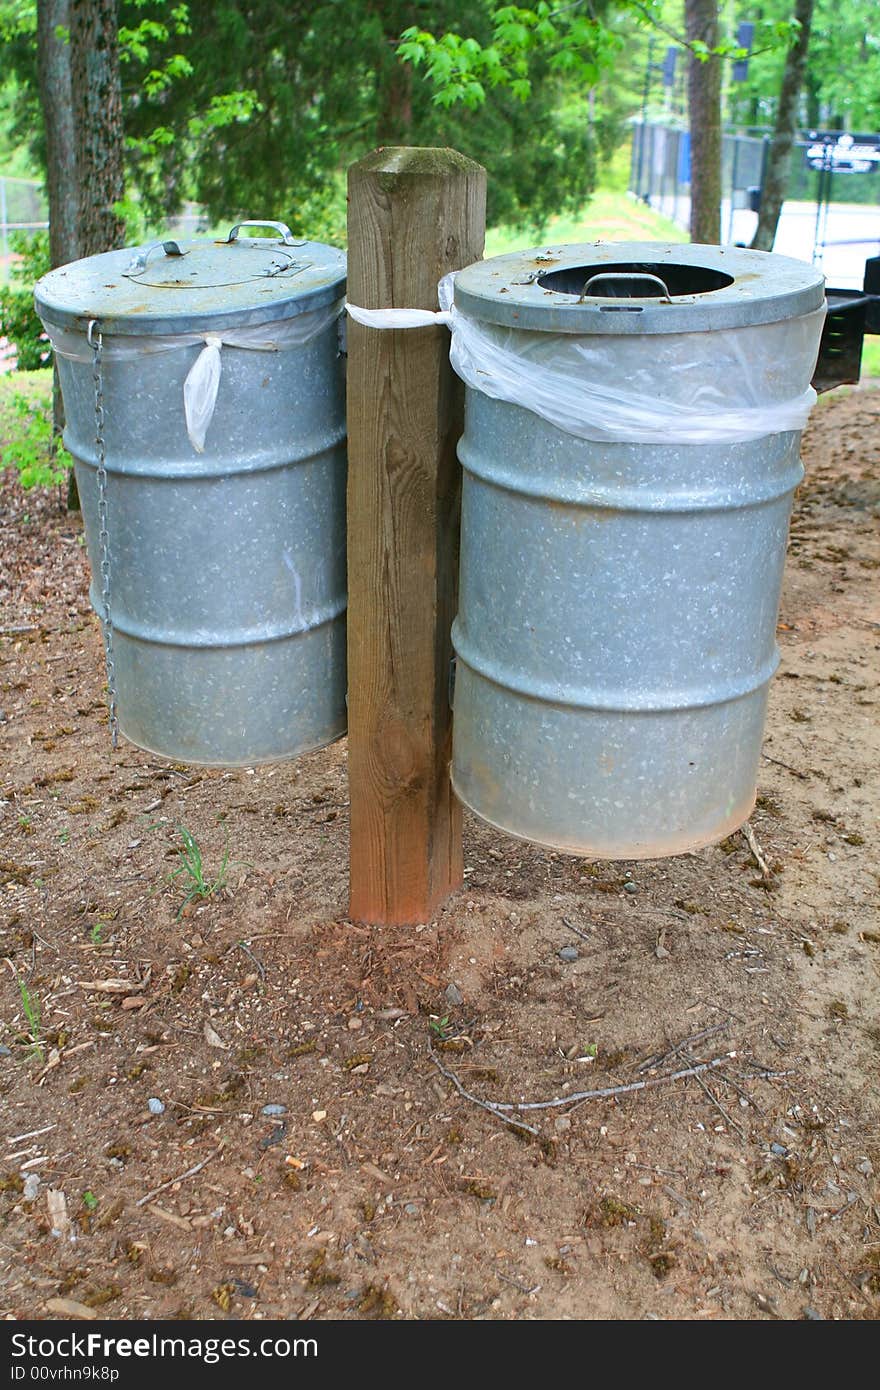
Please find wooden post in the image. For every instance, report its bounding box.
[346,147,486,926]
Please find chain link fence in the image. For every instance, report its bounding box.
[629,123,880,283]
[0,174,49,282]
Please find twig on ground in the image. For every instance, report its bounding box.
[0,624,37,635]
[432,1044,738,1124]
[502,1055,737,1114]
[561,916,591,942]
[495,1269,540,1295]
[428,1047,539,1136]
[739,1062,795,1081]
[231,940,266,981]
[671,1043,746,1141]
[742,822,772,878]
[716,1071,766,1116]
[135,1147,221,1207]
[762,752,808,780]
[637,1021,730,1073]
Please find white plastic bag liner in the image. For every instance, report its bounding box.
[347,275,825,445]
[46,299,345,453]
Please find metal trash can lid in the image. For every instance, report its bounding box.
[453,241,825,335]
[35,221,346,336]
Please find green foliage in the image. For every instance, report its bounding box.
[398,3,616,109]
[0,229,50,374]
[168,824,233,918]
[728,0,880,132]
[17,974,43,1061]
[114,1,616,236]
[0,287,45,370]
[2,390,70,489]
[8,224,49,281]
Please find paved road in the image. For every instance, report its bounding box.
[652,195,879,289]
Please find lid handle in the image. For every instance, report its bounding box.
[125,239,186,275]
[579,271,671,301]
[224,220,307,247]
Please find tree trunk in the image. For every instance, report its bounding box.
[751,0,815,252]
[684,0,722,243]
[36,0,80,505]
[37,0,79,269]
[69,0,125,257]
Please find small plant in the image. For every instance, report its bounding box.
[3,393,71,492]
[89,922,107,944]
[0,230,51,373]
[17,976,44,1062]
[82,1191,98,1212]
[428,1014,451,1039]
[168,824,233,918]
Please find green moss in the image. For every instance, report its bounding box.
[305,1249,340,1288]
[598,1196,640,1227]
[358,1283,397,1319]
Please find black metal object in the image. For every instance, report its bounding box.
[812,256,880,393]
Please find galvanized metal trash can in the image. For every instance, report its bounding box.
[448,242,825,858]
[35,222,347,765]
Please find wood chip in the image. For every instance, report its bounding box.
[147,1204,192,1230]
[224,1253,273,1266]
[45,1298,98,1320]
[7,1123,57,1145]
[47,1188,70,1238]
[78,979,139,994]
[360,1162,393,1185]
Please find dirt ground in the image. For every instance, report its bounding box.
[0,383,878,1323]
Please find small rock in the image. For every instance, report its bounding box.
[203,1019,227,1050]
[312,1109,327,1123]
[557,946,579,963]
[802,1306,824,1320]
[655,944,670,959]
[0,1044,12,1057]
[554,1116,571,1134]
[147,1097,165,1115]
[262,1104,286,1117]
[404,1203,419,1216]
[347,1016,363,1031]
[23,1174,40,1202]
[445,983,463,1008]
[770,1142,788,1156]
[623,882,638,894]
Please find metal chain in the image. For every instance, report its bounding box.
[87,320,119,750]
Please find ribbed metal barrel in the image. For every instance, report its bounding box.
[35,228,346,766]
[450,242,825,858]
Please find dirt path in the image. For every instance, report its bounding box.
[0,384,877,1321]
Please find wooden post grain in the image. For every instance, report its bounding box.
[346,147,486,926]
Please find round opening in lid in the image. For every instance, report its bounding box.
[537,261,736,298]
